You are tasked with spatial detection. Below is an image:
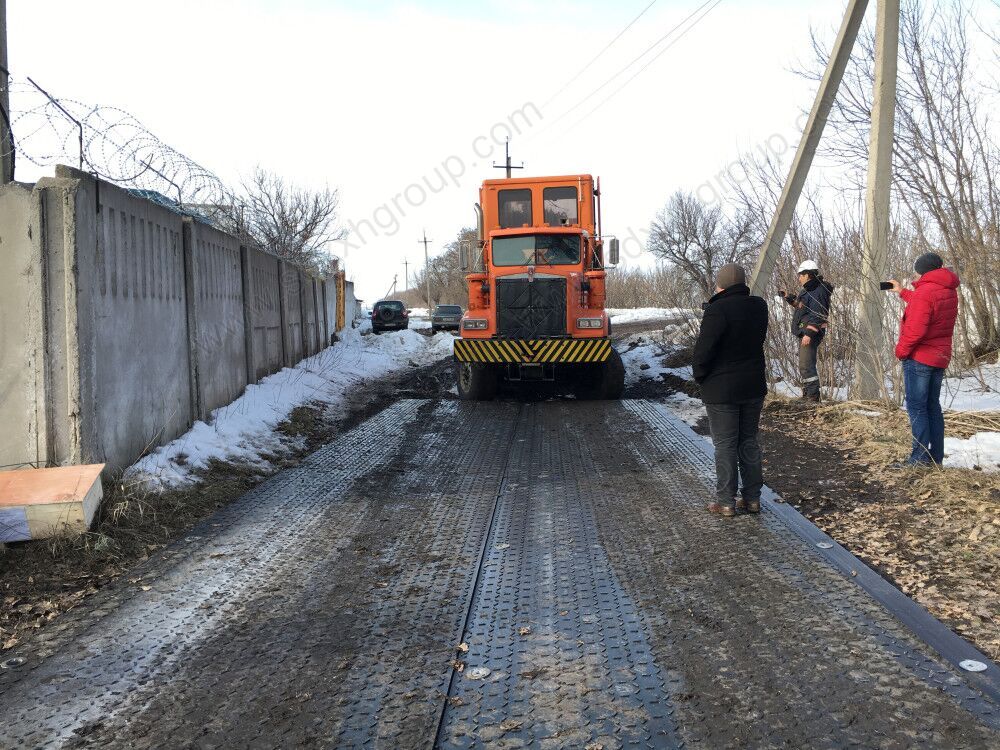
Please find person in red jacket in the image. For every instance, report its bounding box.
[889,253,960,466]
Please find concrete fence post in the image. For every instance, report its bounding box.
[298,270,310,357]
[277,260,292,367]
[239,245,256,385]
[181,219,202,423]
[36,176,86,466]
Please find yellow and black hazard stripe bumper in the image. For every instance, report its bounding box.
[454,338,612,365]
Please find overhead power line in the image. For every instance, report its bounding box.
[545,0,720,130]
[542,0,659,109]
[568,0,725,131]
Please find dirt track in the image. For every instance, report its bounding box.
[2,394,998,748]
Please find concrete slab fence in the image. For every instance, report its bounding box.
[0,166,348,474]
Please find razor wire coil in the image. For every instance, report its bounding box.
[6,78,233,208]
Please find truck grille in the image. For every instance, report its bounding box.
[496,277,566,339]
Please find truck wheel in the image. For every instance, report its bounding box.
[457,361,498,401]
[572,363,604,401]
[574,348,625,400]
[602,348,626,399]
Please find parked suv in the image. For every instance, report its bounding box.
[431,304,463,333]
[371,300,409,333]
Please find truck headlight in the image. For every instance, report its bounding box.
[462,318,488,330]
[576,317,603,329]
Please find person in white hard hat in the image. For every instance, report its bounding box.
[778,260,835,402]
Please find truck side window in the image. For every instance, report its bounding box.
[543,187,578,226]
[498,189,532,229]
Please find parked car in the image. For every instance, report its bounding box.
[370,300,409,333]
[431,304,463,333]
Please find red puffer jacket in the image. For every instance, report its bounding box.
[895,267,960,368]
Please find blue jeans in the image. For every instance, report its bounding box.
[902,359,945,465]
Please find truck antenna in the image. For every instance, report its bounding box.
[492,137,524,179]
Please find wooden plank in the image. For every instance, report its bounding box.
[0,464,104,542]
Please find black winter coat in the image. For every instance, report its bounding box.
[791,278,834,338]
[692,284,769,404]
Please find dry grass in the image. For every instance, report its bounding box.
[0,459,269,651]
[792,400,999,659]
[1,362,453,654]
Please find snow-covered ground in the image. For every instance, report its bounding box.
[128,324,455,488]
[944,432,1000,472]
[408,311,432,330]
[940,365,1000,472]
[941,364,1000,412]
[608,307,692,325]
[619,333,706,427]
[620,338,692,384]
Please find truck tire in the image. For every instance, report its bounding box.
[573,347,625,400]
[457,361,498,401]
[602,348,626,399]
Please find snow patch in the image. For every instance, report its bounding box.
[620,339,690,385]
[942,364,1000,412]
[620,335,705,426]
[608,307,690,325]
[943,432,1000,472]
[662,392,707,427]
[128,326,455,488]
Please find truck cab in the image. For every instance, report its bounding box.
[455,174,624,400]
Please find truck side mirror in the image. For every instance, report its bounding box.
[608,238,620,266]
[459,240,470,271]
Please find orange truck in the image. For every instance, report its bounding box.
[455,174,625,400]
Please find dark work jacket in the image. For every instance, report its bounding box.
[791,278,834,337]
[692,284,769,404]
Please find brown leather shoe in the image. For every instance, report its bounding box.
[707,502,736,517]
[746,499,761,514]
[735,498,747,513]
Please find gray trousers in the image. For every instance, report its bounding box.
[705,398,765,507]
[798,335,822,397]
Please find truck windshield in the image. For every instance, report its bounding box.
[492,235,581,266]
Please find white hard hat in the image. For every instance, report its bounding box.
[797,259,819,274]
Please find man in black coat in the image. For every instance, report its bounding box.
[692,263,769,517]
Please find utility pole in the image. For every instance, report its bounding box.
[856,0,900,399]
[492,137,523,179]
[744,0,899,400]
[0,0,13,184]
[749,0,870,296]
[418,231,432,307]
[403,258,410,291]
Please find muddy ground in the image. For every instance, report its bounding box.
[622,350,998,661]
[0,355,459,654]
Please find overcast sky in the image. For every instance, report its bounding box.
[9,1,1000,301]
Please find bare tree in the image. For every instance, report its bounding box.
[805,0,1000,358]
[647,191,759,298]
[215,167,347,275]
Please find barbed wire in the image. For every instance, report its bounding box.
[6,77,233,209]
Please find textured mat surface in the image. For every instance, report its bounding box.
[1,399,997,749]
